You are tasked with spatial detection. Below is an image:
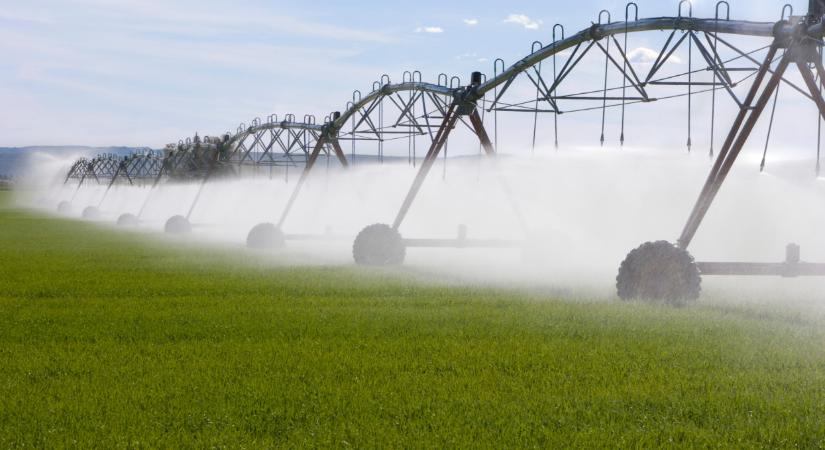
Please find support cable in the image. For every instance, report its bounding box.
[687,20,694,151]
[531,41,543,153]
[553,25,564,149]
[818,70,823,177]
[493,59,504,153]
[621,3,638,146]
[710,1,731,158]
[599,10,611,146]
[760,82,781,172]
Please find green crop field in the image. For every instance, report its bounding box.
[1,191,825,447]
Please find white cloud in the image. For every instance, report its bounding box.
[463,18,479,26]
[73,0,393,43]
[0,9,53,24]
[504,14,542,30]
[627,47,682,64]
[0,2,390,146]
[415,26,444,34]
[456,53,488,65]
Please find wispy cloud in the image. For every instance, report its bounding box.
[456,53,487,64]
[463,18,479,26]
[504,14,542,30]
[415,26,444,34]
[0,1,392,146]
[74,0,394,43]
[0,9,53,24]
[627,47,682,64]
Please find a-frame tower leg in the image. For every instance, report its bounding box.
[276,133,348,229]
[677,44,789,249]
[392,103,461,230]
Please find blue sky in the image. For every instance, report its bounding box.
[0,0,810,147]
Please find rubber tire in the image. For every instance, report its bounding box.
[617,241,701,305]
[164,215,191,234]
[57,201,72,214]
[117,213,139,226]
[82,206,100,220]
[352,223,405,266]
[246,223,285,250]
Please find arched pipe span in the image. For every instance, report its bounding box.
[67,13,824,184]
[230,17,821,142]
[331,82,454,132]
[218,82,454,150]
[73,17,819,184]
[57,4,825,302]
[476,17,820,98]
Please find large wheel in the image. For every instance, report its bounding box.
[164,215,191,234]
[246,223,285,250]
[117,213,139,226]
[617,241,701,305]
[81,206,100,220]
[57,201,72,214]
[352,223,405,266]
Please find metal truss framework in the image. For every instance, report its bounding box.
[63,1,825,282]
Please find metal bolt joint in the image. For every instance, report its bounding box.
[453,87,479,115]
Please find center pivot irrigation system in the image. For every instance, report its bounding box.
[60,1,825,303]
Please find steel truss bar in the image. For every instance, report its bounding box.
[701,31,734,86]
[610,35,648,98]
[713,34,816,101]
[798,60,825,122]
[487,74,519,111]
[546,41,596,100]
[468,109,494,156]
[68,13,825,187]
[478,17,822,97]
[650,32,692,84]
[391,103,459,230]
[137,155,174,218]
[678,43,793,249]
[390,95,528,235]
[551,96,649,101]
[333,82,453,132]
[688,33,741,105]
[97,162,127,209]
[276,135,348,229]
[63,7,825,252]
[523,69,560,113]
[648,81,721,86]
[484,41,770,115]
[595,41,649,100]
[186,147,224,221]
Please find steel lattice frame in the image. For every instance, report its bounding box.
[61,1,825,284]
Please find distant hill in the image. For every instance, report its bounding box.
[0,146,152,178]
